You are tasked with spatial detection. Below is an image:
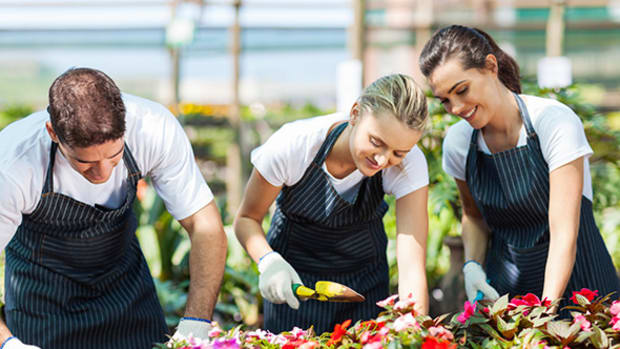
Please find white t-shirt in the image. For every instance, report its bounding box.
[442,94,593,200]
[251,113,429,200]
[0,93,213,250]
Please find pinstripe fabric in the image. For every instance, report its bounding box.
[466,94,619,312]
[264,122,390,334]
[5,142,168,348]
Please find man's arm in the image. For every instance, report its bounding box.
[178,200,228,320]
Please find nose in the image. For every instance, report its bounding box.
[91,160,116,179]
[450,100,465,116]
[374,151,389,168]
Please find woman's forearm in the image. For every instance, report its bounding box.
[234,216,273,263]
[461,213,490,264]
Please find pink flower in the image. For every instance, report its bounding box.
[610,316,620,331]
[213,338,240,349]
[360,331,384,345]
[392,312,419,331]
[376,294,399,308]
[208,327,224,338]
[428,326,454,341]
[573,314,592,332]
[457,301,476,324]
[394,296,416,313]
[298,342,319,349]
[570,288,599,304]
[610,301,620,316]
[363,342,384,349]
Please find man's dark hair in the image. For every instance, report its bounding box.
[48,67,126,148]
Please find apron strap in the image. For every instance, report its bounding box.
[468,93,536,153]
[513,93,536,138]
[312,122,348,166]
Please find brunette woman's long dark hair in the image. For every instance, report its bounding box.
[419,25,521,94]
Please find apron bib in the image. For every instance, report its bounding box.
[465,94,619,312]
[264,122,390,334]
[5,142,168,348]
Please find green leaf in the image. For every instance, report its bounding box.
[591,325,609,348]
[491,294,510,316]
[574,330,594,344]
[532,316,554,328]
[576,293,591,307]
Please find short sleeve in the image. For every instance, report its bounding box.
[442,120,473,181]
[250,122,313,187]
[533,104,593,173]
[383,145,429,199]
[146,110,213,221]
[0,172,25,250]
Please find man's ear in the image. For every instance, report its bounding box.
[485,54,499,75]
[45,121,60,143]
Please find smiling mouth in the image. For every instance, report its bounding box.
[463,106,477,119]
[366,157,381,170]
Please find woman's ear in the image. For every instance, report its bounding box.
[349,102,360,125]
[485,54,499,74]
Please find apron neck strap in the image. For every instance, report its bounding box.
[312,121,348,166]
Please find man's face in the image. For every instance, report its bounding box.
[46,121,124,184]
[57,139,125,184]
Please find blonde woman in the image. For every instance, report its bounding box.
[234,74,430,333]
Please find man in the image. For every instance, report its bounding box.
[0,68,227,348]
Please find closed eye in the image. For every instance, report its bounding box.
[456,86,468,95]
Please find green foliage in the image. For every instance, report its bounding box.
[0,104,35,128]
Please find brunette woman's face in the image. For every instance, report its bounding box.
[349,109,422,177]
[428,56,501,129]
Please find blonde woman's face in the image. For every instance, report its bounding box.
[349,111,422,177]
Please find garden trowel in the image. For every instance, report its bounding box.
[292,281,365,302]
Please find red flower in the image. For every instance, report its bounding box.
[570,288,599,304]
[509,293,552,310]
[327,319,351,346]
[421,336,456,349]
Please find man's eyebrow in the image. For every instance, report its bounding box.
[75,144,124,163]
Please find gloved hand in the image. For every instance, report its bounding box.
[463,261,499,303]
[2,337,41,349]
[258,251,303,309]
[171,317,213,341]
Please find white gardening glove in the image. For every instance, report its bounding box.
[463,261,499,303]
[2,337,41,349]
[172,317,213,341]
[258,251,303,309]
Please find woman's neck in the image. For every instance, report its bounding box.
[481,87,523,153]
[483,87,521,136]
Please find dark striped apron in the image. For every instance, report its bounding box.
[264,122,390,334]
[466,93,619,313]
[5,142,168,348]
